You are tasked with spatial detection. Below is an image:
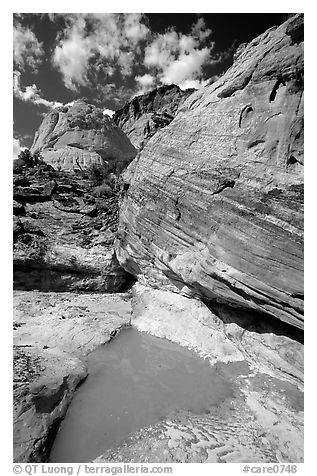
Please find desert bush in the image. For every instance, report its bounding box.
[85,163,109,185]
[85,156,124,184]
[18,149,44,168]
[104,155,127,176]
[93,183,113,198]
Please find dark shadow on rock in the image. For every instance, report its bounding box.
[202,300,304,345]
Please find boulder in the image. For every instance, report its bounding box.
[113,84,195,149]
[116,14,304,329]
[30,99,137,171]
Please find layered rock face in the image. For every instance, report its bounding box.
[116,15,304,330]
[13,163,130,292]
[30,99,137,171]
[113,85,195,149]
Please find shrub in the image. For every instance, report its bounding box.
[93,183,113,198]
[18,149,44,168]
[85,163,109,186]
[104,155,127,176]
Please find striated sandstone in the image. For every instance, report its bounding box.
[113,85,195,149]
[30,99,137,171]
[116,15,304,329]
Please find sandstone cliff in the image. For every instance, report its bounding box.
[116,14,304,330]
[30,99,137,171]
[113,85,195,149]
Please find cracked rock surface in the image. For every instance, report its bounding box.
[116,14,304,329]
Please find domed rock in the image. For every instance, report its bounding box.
[116,14,304,330]
[30,99,137,172]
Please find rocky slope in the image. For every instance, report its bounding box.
[13,162,130,292]
[116,14,304,330]
[30,99,137,171]
[113,85,195,149]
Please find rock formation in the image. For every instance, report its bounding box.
[13,162,130,292]
[116,14,304,330]
[113,85,195,149]
[30,99,137,171]
[13,14,304,465]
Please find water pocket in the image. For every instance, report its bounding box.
[50,327,234,463]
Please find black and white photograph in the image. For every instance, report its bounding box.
[11,5,305,471]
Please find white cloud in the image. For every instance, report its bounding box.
[118,51,135,77]
[52,13,150,91]
[13,23,44,71]
[144,31,179,70]
[52,21,91,91]
[136,74,155,88]
[143,21,214,88]
[134,74,156,95]
[191,17,212,41]
[123,13,149,44]
[103,109,115,118]
[13,71,64,109]
[161,48,210,85]
[178,78,210,90]
[14,14,216,106]
[13,138,27,160]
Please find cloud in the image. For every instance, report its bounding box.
[103,109,115,118]
[51,14,215,94]
[144,30,179,69]
[13,138,27,160]
[161,48,210,85]
[13,22,44,72]
[178,78,210,90]
[135,74,156,95]
[13,14,217,110]
[13,71,64,109]
[191,17,212,41]
[143,19,214,88]
[52,13,150,91]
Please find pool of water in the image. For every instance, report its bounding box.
[50,327,234,463]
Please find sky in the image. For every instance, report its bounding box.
[13,12,289,157]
